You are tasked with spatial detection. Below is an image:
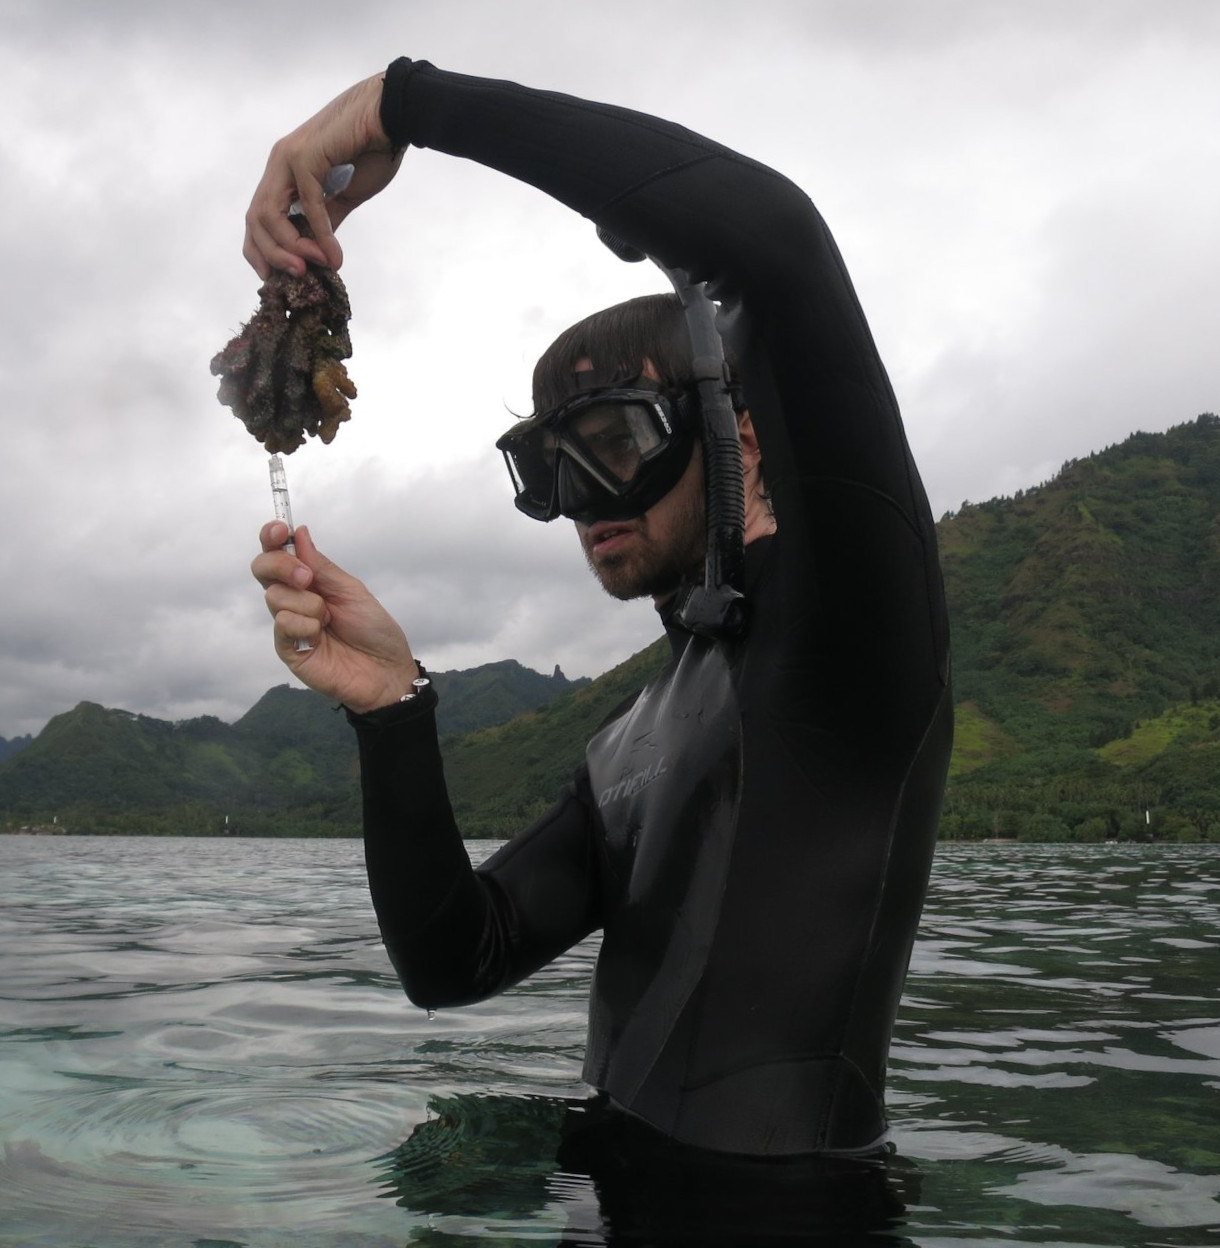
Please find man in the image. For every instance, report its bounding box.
[250,59,952,1158]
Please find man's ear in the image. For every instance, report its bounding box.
[737,409,761,465]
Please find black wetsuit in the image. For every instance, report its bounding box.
[350,60,953,1157]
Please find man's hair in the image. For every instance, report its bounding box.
[531,293,698,415]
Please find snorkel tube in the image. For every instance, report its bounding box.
[597,227,746,639]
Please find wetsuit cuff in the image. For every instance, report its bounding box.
[381,57,431,151]
[344,680,438,729]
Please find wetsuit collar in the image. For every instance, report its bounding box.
[657,534,774,654]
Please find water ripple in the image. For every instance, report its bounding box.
[3,837,1219,1246]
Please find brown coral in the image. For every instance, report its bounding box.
[211,222,356,454]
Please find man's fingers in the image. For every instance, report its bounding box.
[273,607,325,657]
[292,526,341,580]
[243,213,323,278]
[296,194,344,270]
[240,73,393,279]
[251,549,296,591]
[258,520,292,552]
[241,236,272,282]
[243,172,337,277]
[266,580,330,627]
[293,524,321,560]
[252,523,314,590]
[253,522,360,626]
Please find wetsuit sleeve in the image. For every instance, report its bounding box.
[349,688,603,1009]
[381,61,949,708]
[381,62,908,494]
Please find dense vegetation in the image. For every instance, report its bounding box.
[3,415,1218,841]
[939,413,1220,841]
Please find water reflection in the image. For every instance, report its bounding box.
[376,1091,919,1245]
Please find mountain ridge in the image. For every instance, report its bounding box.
[3,414,1218,841]
[0,660,592,836]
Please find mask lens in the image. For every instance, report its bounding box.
[497,427,559,519]
[567,401,667,489]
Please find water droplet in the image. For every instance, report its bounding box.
[426,1008,437,1022]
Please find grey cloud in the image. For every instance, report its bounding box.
[2,2,1218,739]
[908,172,1220,517]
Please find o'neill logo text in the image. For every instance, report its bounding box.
[598,757,668,808]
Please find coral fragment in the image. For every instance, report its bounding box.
[210,222,356,453]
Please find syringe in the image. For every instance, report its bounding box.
[268,453,298,555]
[268,454,311,651]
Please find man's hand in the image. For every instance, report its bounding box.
[252,522,418,713]
[243,72,404,279]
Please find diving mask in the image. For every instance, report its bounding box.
[496,383,695,523]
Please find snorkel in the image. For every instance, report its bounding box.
[596,228,746,640]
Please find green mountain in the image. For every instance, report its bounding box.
[939,412,1220,840]
[0,661,590,837]
[430,660,590,739]
[3,415,1218,842]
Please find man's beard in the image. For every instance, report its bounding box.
[584,492,706,602]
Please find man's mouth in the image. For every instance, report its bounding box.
[586,521,638,555]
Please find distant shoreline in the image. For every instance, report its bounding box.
[2,829,1215,847]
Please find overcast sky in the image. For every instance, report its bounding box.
[1,0,1217,740]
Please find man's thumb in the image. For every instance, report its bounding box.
[293,525,345,588]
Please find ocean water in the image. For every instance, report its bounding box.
[0,836,1217,1246]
